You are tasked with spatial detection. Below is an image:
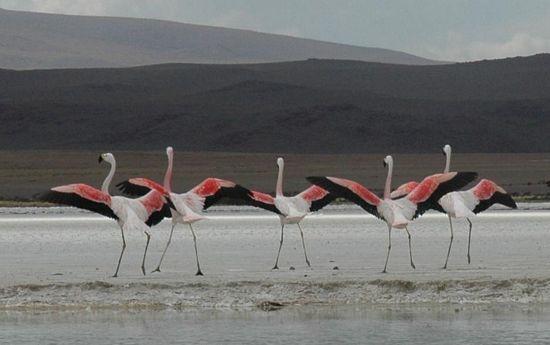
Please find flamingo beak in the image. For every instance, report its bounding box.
[98,155,103,163]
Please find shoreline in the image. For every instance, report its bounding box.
[1,276,549,312]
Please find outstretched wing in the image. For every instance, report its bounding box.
[297,185,336,212]
[115,178,173,226]
[144,198,172,226]
[471,180,517,214]
[116,180,151,197]
[241,190,281,214]
[473,192,517,213]
[190,178,251,210]
[408,172,478,217]
[306,176,381,218]
[390,181,419,200]
[39,184,117,220]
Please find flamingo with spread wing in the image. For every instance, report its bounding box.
[117,147,250,275]
[235,157,335,270]
[307,155,478,273]
[39,153,172,277]
[391,145,517,268]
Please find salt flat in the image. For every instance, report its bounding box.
[0,205,549,310]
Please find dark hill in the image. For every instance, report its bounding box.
[1,55,550,153]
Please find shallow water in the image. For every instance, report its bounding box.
[1,206,550,343]
[1,305,550,345]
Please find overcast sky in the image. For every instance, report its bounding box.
[1,0,549,61]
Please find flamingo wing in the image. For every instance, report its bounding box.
[390,181,419,200]
[408,172,478,217]
[39,184,117,220]
[473,192,517,213]
[297,185,336,212]
[471,179,517,213]
[306,176,381,218]
[137,191,173,226]
[115,178,173,226]
[145,202,172,226]
[243,190,281,214]
[190,178,251,210]
[116,180,150,196]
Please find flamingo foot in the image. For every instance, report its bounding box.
[272,265,279,270]
[151,267,161,273]
[195,270,204,276]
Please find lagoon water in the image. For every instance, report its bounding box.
[1,205,550,343]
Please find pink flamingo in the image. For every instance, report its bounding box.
[307,155,477,273]
[39,153,172,277]
[392,144,517,268]
[116,147,251,275]
[234,157,335,270]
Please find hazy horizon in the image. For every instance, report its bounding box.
[1,0,549,62]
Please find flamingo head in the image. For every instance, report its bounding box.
[98,153,115,164]
[383,155,393,168]
[442,144,451,156]
[166,146,174,156]
[277,157,284,168]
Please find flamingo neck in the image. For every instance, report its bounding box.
[163,151,173,192]
[444,150,451,173]
[101,158,116,194]
[383,161,393,199]
[276,163,284,197]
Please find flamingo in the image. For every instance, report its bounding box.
[116,147,251,275]
[422,145,517,268]
[39,153,172,277]
[307,155,477,273]
[234,157,335,270]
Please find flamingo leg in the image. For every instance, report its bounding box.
[141,231,151,276]
[152,223,176,273]
[405,227,415,269]
[467,218,473,264]
[189,224,203,276]
[443,215,454,269]
[272,224,284,270]
[112,225,126,278]
[297,223,311,267]
[382,225,392,273]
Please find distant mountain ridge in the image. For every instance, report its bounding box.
[1,54,549,153]
[0,7,442,69]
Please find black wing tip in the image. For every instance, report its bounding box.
[115,180,150,196]
[496,192,518,209]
